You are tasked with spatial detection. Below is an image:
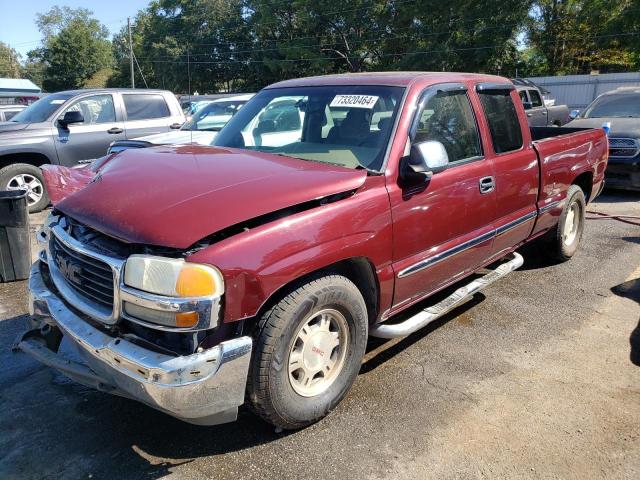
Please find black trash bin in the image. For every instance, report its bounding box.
[0,190,31,282]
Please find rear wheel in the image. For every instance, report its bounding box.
[543,184,585,261]
[0,163,49,213]
[247,275,368,429]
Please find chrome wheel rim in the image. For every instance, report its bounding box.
[7,173,43,206]
[288,308,349,397]
[562,201,580,246]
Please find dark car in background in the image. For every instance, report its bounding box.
[0,88,184,211]
[567,87,640,191]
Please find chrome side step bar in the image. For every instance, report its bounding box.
[370,252,524,339]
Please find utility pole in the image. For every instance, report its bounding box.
[128,17,135,88]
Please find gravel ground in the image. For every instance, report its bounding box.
[0,191,638,480]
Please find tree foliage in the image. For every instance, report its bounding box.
[27,6,113,91]
[16,0,640,92]
[526,0,639,75]
[0,42,22,78]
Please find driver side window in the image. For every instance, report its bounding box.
[414,91,482,164]
[61,95,116,125]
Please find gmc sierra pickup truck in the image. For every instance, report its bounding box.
[17,73,608,430]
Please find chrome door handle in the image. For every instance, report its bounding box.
[479,176,495,194]
[107,127,123,134]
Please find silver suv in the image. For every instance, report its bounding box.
[0,89,184,211]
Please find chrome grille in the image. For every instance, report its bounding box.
[608,137,639,158]
[50,235,114,309]
[46,214,125,324]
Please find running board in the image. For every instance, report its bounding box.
[369,252,524,339]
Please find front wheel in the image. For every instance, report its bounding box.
[0,163,49,213]
[247,275,368,429]
[544,184,586,261]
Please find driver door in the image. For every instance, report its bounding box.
[387,84,497,311]
[55,94,125,166]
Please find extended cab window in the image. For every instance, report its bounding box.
[61,95,116,124]
[478,90,523,154]
[123,94,170,120]
[414,91,482,163]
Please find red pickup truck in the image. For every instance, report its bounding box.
[18,72,608,430]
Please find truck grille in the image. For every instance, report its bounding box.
[608,138,639,158]
[50,234,115,310]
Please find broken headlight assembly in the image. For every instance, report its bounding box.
[121,255,224,331]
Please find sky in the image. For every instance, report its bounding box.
[0,0,151,58]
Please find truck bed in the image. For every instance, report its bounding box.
[530,126,596,141]
[529,126,608,237]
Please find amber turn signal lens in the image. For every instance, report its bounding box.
[175,311,199,328]
[176,264,220,297]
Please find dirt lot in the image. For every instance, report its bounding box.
[0,192,638,480]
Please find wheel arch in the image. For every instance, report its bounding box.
[244,256,381,336]
[571,170,594,203]
[0,152,52,170]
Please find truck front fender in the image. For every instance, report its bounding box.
[186,176,395,323]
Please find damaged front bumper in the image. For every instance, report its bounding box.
[16,261,253,426]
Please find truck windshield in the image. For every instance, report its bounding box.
[583,94,640,118]
[183,100,248,131]
[214,86,404,172]
[10,93,74,123]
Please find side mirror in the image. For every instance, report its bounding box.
[59,110,84,128]
[402,141,449,182]
[522,101,532,110]
[569,109,580,120]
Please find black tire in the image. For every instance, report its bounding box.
[543,184,586,261]
[0,163,49,213]
[247,275,368,430]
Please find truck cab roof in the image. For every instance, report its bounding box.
[267,72,510,89]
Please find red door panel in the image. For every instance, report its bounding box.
[387,159,496,311]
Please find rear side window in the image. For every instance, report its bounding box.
[529,89,543,107]
[478,91,523,154]
[123,94,170,120]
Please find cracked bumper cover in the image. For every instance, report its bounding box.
[17,261,253,426]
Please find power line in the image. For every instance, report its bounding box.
[127,32,640,67]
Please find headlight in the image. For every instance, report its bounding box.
[122,255,224,329]
[124,255,224,297]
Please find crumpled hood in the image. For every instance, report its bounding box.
[134,130,217,146]
[567,117,640,138]
[42,164,96,205]
[56,145,367,248]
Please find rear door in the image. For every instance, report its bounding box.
[121,93,176,139]
[475,84,539,259]
[54,93,125,165]
[389,84,497,311]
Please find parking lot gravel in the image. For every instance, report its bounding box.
[0,192,638,480]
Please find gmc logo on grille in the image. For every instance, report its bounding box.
[54,253,83,285]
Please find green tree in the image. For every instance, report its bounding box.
[527,0,638,75]
[0,42,22,78]
[28,6,113,91]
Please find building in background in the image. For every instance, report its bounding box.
[527,72,640,110]
[0,78,44,105]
